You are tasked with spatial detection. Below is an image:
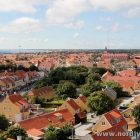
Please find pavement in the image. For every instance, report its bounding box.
[119,95,137,107]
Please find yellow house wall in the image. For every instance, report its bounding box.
[0,98,20,122]
[92,116,111,133]
[58,102,76,115]
[128,124,138,131]
[121,108,133,123]
[75,98,90,112]
[134,83,140,90]
[130,95,140,107]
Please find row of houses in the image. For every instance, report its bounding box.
[0,70,41,95]
[102,69,140,95]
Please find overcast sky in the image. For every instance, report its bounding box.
[0,0,140,50]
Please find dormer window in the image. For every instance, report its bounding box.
[54,113,63,120]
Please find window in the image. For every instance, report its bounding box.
[5,101,7,104]
[65,105,67,108]
[9,108,11,111]
[102,122,105,126]
[3,107,6,111]
[9,115,12,121]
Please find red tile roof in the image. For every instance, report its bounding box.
[104,109,127,127]
[128,119,137,125]
[92,125,131,140]
[28,86,56,97]
[67,98,80,111]
[27,128,44,137]
[77,112,86,119]
[120,70,136,77]
[9,94,28,107]
[18,109,74,131]
[78,94,87,104]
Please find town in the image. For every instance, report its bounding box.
[0,49,140,140]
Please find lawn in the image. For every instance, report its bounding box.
[47,99,65,104]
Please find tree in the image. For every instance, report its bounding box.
[132,105,140,126]
[17,65,29,72]
[29,65,38,71]
[23,92,29,100]
[87,91,115,115]
[44,131,57,140]
[6,126,27,140]
[0,114,9,131]
[79,81,102,97]
[86,73,101,84]
[102,81,123,98]
[33,96,45,107]
[57,81,76,98]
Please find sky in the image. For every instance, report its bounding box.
[0,0,140,50]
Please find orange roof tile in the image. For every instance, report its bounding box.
[128,120,137,125]
[18,109,74,131]
[27,128,44,137]
[109,111,121,119]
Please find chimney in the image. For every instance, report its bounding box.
[14,92,17,95]
[17,136,22,140]
[67,97,71,101]
[106,85,108,88]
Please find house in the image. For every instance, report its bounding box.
[92,124,131,140]
[58,97,87,123]
[58,98,81,115]
[119,69,136,77]
[101,53,129,61]
[0,93,30,122]
[28,86,57,102]
[75,94,90,112]
[102,86,117,101]
[97,60,112,69]
[92,109,127,134]
[129,94,140,107]
[16,109,75,131]
[101,71,113,82]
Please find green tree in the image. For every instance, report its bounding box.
[23,92,29,100]
[86,73,101,84]
[132,105,140,126]
[87,91,115,115]
[57,81,76,98]
[44,131,57,140]
[80,81,102,97]
[29,65,39,71]
[6,126,27,140]
[33,96,45,107]
[0,114,9,131]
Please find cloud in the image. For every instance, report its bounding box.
[122,7,140,18]
[65,19,85,29]
[110,23,120,32]
[73,33,79,38]
[45,39,50,42]
[0,17,42,33]
[0,37,15,42]
[0,0,50,13]
[125,24,135,30]
[95,23,120,32]
[27,38,40,41]
[89,0,140,11]
[46,0,89,24]
[100,17,111,21]
[22,38,41,42]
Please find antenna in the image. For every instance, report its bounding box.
[108,30,109,49]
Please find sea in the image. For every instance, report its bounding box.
[0,49,50,54]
